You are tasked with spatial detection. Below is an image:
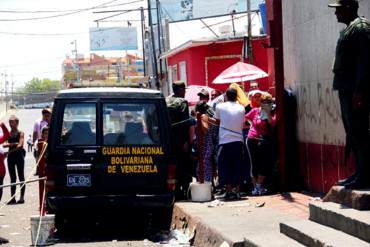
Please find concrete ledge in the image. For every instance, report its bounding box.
[172,202,304,247]
[324,186,370,210]
[309,202,370,243]
[280,220,369,247]
[172,203,238,247]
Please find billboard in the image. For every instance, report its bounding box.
[90,27,138,51]
[151,0,264,23]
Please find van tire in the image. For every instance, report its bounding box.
[54,213,67,234]
[153,207,173,231]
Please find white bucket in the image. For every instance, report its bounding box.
[30,214,55,246]
[190,181,212,202]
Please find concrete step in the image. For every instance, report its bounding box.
[309,201,370,243]
[280,220,370,247]
[324,186,370,210]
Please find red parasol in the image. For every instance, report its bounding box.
[212,62,268,84]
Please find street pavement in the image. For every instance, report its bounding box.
[0,109,317,247]
[0,109,160,247]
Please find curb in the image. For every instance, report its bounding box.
[172,204,250,247]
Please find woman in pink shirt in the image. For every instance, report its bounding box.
[245,93,276,195]
[0,122,10,202]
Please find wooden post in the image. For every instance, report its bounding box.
[38,141,47,215]
[247,0,254,64]
[147,0,159,89]
[140,7,147,76]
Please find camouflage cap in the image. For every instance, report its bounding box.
[328,0,359,8]
[197,88,209,97]
[172,80,186,88]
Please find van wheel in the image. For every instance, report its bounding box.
[153,207,173,231]
[54,214,67,235]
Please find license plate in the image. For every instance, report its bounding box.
[67,174,91,187]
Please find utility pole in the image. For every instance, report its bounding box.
[140,7,147,76]
[1,72,8,112]
[231,10,236,37]
[126,51,132,85]
[164,18,170,95]
[11,74,14,104]
[147,0,159,89]
[126,22,132,85]
[155,0,163,80]
[4,73,8,112]
[72,40,81,84]
[117,61,122,83]
[247,0,254,64]
[0,72,5,104]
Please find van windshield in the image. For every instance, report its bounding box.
[103,103,161,145]
[60,103,97,146]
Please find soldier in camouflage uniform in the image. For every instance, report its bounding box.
[329,0,370,189]
[166,81,192,198]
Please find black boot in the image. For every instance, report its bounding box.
[337,173,357,186]
[0,236,9,244]
[344,176,370,190]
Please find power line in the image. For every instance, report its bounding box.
[0,0,142,21]
[92,7,151,14]
[0,31,86,36]
[200,14,249,29]
[93,19,142,22]
[94,9,134,22]
[93,7,146,22]
[0,26,133,36]
[0,0,143,14]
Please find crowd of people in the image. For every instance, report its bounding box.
[167,81,277,201]
[0,82,276,204]
[0,107,51,205]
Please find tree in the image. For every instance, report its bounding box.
[20,78,61,93]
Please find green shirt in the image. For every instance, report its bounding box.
[333,17,370,93]
[166,95,190,150]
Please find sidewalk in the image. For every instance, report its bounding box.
[172,193,317,247]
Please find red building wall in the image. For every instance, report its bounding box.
[167,37,269,93]
[276,0,360,193]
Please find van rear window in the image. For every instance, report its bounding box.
[60,103,97,145]
[103,103,160,145]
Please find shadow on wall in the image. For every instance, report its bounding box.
[284,89,304,192]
